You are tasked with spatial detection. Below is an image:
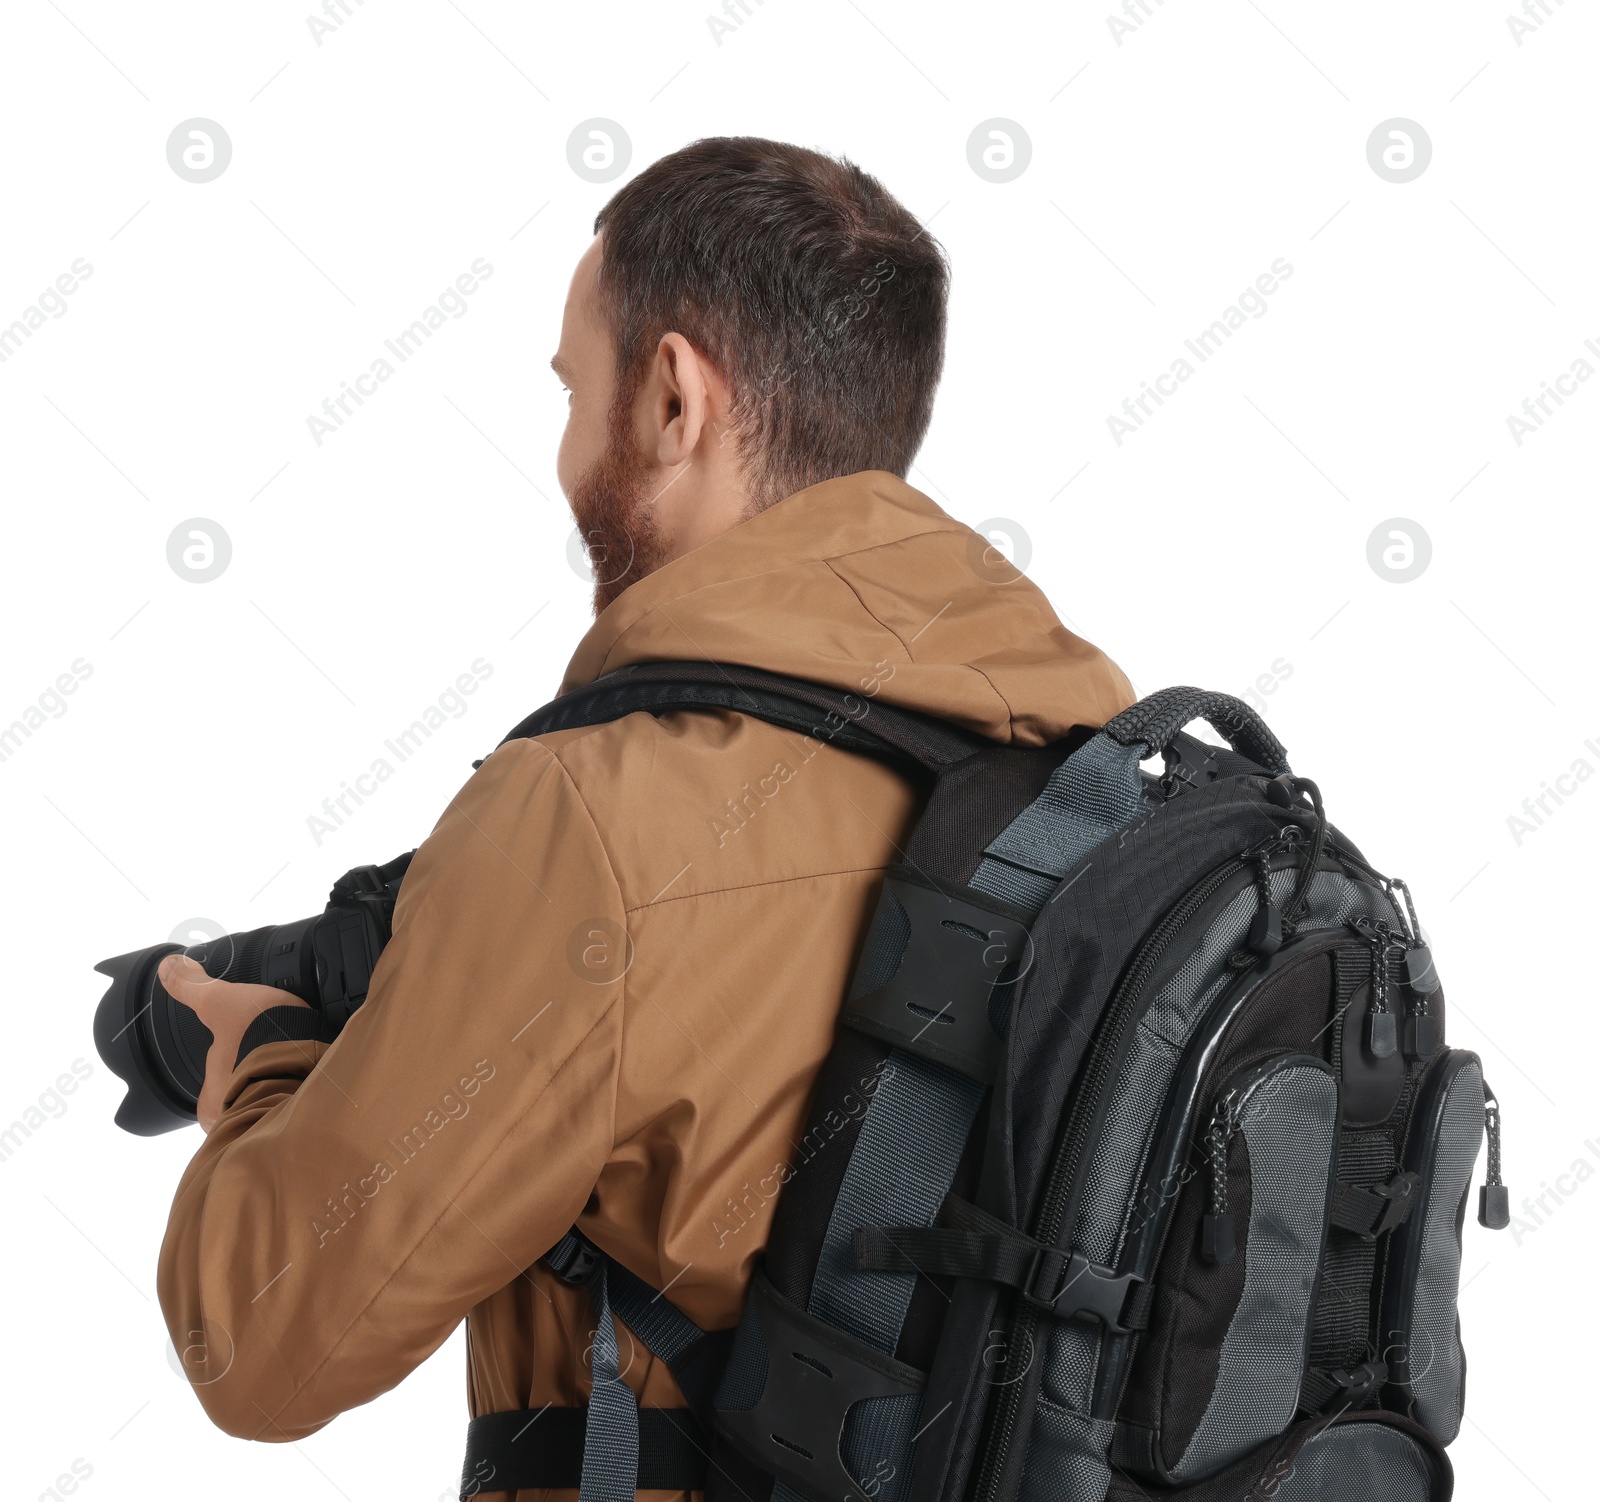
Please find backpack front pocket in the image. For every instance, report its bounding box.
[1116,1051,1340,1484]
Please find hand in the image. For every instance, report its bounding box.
[158,954,310,1134]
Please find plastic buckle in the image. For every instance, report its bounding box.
[543,1230,600,1286]
[1366,1171,1422,1238]
[1025,1248,1143,1334]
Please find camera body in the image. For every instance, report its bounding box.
[93,852,413,1135]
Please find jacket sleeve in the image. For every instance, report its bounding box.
[157,738,625,1441]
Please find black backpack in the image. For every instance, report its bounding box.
[458,664,1508,1502]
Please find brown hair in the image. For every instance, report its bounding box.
[593,137,948,508]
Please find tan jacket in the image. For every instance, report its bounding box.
[158,470,1134,1499]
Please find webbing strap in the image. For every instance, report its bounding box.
[851,1209,1146,1333]
[971,733,1148,910]
[603,1254,703,1364]
[603,1250,734,1418]
[576,1249,638,1502]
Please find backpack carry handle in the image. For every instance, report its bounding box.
[1101,686,1290,775]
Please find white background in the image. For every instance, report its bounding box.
[1,1,1593,1498]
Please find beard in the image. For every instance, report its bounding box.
[567,396,669,616]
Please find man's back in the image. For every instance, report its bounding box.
[157,471,1133,1497]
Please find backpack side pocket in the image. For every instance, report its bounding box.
[1381,1048,1485,1442]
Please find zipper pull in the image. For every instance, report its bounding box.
[1478,1083,1510,1229]
[1356,918,1399,1059]
[1402,930,1441,1059]
[1244,849,1284,956]
[1403,1009,1441,1061]
[1200,1099,1237,1264]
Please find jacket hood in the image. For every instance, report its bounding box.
[559,470,1134,745]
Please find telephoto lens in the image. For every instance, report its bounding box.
[92,851,413,1135]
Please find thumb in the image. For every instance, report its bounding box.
[158,953,219,1013]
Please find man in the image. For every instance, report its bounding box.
[157,136,1134,1499]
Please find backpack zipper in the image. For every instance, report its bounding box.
[971,828,1304,1502]
[1200,1091,1240,1265]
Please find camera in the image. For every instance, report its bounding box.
[92,852,413,1135]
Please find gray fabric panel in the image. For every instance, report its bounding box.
[1270,1421,1436,1500]
[972,735,1148,909]
[1141,874,1289,1050]
[1173,1063,1339,1480]
[1017,1399,1115,1502]
[1041,1319,1102,1413]
[1407,1058,1483,1442]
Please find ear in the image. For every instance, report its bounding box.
[641,332,715,466]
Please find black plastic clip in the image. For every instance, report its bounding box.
[1330,1171,1421,1240]
[1026,1250,1145,1333]
[542,1229,601,1286]
[1365,1172,1422,1237]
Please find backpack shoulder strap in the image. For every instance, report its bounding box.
[495,660,986,773]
